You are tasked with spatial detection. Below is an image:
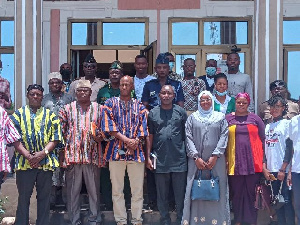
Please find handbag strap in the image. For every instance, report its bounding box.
[196,170,215,180]
[270,180,283,196]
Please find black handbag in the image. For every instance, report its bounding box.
[191,170,220,201]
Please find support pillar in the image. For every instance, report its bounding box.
[254,0,283,111]
[15,0,43,108]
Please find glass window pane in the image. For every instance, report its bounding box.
[175,54,196,78]
[172,22,198,45]
[283,21,300,44]
[1,54,14,104]
[1,21,14,46]
[72,23,97,45]
[204,21,248,45]
[206,52,245,73]
[103,23,145,45]
[287,51,300,99]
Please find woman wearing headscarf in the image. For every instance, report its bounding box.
[226,93,265,225]
[182,90,230,225]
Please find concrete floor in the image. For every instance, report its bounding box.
[0,177,272,225]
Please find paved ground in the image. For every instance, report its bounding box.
[0,177,272,225]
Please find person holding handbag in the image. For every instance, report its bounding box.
[226,92,265,225]
[263,94,295,225]
[182,90,230,225]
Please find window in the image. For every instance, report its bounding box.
[169,18,252,77]
[0,19,14,108]
[283,19,300,99]
[68,18,149,79]
[172,22,198,45]
[102,22,145,45]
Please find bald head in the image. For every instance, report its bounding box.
[120,75,134,98]
[159,85,175,108]
[120,75,133,85]
[160,85,174,94]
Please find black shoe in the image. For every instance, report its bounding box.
[147,201,158,211]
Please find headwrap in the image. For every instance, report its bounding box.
[269,80,287,91]
[84,53,96,63]
[76,80,91,90]
[156,53,169,65]
[48,72,62,82]
[27,84,44,93]
[109,60,123,70]
[235,92,250,105]
[192,90,224,123]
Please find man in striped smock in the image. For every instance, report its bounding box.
[11,84,63,225]
[59,80,104,225]
[102,76,148,225]
[0,106,23,189]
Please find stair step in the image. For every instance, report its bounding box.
[50,209,178,225]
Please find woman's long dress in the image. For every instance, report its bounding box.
[182,113,230,225]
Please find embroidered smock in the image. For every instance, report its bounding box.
[102,97,148,162]
[0,76,12,109]
[59,101,104,167]
[0,106,20,172]
[10,106,63,171]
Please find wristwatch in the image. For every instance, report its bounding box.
[193,156,199,161]
[44,148,49,155]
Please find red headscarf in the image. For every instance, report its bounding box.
[235,92,250,104]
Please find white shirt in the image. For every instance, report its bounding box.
[265,119,290,172]
[289,115,300,173]
[213,95,231,114]
[206,75,215,88]
[134,75,155,101]
[225,71,254,112]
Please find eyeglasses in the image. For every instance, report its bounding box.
[270,105,284,109]
[236,102,248,105]
[200,99,212,103]
[76,88,90,93]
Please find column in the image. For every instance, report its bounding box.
[254,0,283,111]
[15,0,43,108]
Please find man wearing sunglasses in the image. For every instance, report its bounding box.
[69,53,106,102]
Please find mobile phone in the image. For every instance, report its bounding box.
[269,174,277,181]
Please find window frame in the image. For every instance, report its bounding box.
[68,18,149,78]
[0,17,14,53]
[169,17,252,77]
[283,17,300,99]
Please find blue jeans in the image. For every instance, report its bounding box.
[271,172,295,225]
[292,172,300,225]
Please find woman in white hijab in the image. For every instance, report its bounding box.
[181,91,231,225]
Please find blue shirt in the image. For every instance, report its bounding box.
[141,78,184,110]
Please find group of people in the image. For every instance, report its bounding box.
[0,51,299,225]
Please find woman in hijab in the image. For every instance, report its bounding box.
[226,93,265,225]
[182,90,230,225]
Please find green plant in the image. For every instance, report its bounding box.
[0,196,8,221]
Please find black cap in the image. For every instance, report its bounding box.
[27,84,44,93]
[270,80,287,91]
[84,53,96,63]
[156,53,169,65]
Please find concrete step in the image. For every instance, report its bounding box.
[49,208,178,225]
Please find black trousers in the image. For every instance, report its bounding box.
[15,169,53,225]
[155,171,187,225]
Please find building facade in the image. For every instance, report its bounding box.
[0,0,299,111]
